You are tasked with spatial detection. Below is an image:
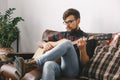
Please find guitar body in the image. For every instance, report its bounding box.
[32,48,44,58]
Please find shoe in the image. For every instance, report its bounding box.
[14,56,38,79]
[14,56,25,79]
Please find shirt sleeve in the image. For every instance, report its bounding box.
[48,34,59,41]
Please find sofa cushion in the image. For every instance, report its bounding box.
[81,36,120,79]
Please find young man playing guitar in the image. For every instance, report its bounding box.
[14,8,105,80]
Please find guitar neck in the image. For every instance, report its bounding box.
[94,33,112,41]
[72,33,112,45]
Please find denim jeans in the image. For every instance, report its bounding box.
[34,40,79,80]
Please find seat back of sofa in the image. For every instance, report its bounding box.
[42,29,60,42]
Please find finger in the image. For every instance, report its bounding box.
[47,43,53,49]
[45,43,53,51]
[78,38,87,47]
[83,37,86,41]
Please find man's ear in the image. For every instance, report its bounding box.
[77,18,80,24]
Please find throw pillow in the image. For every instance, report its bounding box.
[81,33,120,80]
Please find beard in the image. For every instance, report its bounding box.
[68,27,80,35]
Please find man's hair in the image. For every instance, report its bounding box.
[63,8,80,20]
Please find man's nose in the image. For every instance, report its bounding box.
[66,25,70,29]
[66,23,70,27]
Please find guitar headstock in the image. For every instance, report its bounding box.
[94,33,112,41]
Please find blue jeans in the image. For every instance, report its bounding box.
[34,40,79,80]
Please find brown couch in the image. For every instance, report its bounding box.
[0,29,82,80]
[0,29,119,80]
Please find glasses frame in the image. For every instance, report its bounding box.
[63,19,76,25]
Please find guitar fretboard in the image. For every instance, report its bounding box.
[94,33,112,41]
[73,33,112,45]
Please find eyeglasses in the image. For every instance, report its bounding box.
[63,19,76,25]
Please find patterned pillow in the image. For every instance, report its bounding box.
[81,35,120,80]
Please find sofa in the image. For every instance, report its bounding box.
[0,29,120,80]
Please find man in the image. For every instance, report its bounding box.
[14,8,97,80]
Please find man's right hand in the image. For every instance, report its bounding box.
[43,42,54,52]
[37,41,53,52]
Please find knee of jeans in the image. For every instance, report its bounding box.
[63,40,72,46]
[43,61,56,70]
[64,40,73,49]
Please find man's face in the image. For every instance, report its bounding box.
[63,15,80,32]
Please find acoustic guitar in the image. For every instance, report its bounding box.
[32,33,113,58]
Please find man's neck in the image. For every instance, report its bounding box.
[76,27,80,30]
[74,27,80,31]
[69,27,81,35]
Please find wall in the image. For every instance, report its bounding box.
[2,0,120,52]
[0,0,7,12]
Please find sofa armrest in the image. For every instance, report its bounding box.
[6,53,34,59]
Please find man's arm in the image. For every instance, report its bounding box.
[38,39,68,52]
[77,37,90,65]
